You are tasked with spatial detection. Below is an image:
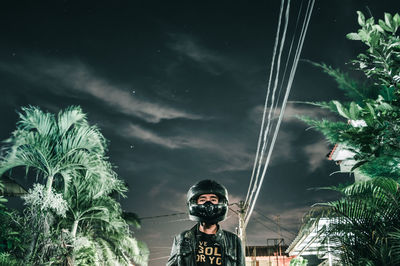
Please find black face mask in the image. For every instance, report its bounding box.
[198,201,217,216]
[189,201,227,224]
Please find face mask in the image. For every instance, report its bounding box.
[200,201,217,216]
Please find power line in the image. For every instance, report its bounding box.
[245,0,287,207]
[245,0,315,227]
[254,209,297,236]
[245,0,292,224]
[143,218,190,224]
[148,256,170,261]
[245,0,292,221]
[139,212,186,220]
[229,206,239,215]
[253,216,294,241]
[231,206,294,241]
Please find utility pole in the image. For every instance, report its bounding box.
[276,215,282,255]
[238,201,247,252]
[275,215,284,266]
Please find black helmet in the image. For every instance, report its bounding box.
[187,179,229,224]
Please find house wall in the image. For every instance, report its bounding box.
[246,255,295,266]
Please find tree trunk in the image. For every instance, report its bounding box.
[71,219,79,238]
[70,219,80,265]
[27,231,39,262]
[27,175,54,262]
[46,175,54,196]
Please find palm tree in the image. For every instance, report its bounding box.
[62,160,123,238]
[0,105,106,196]
[0,106,148,265]
[314,178,400,265]
[60,162,148,265]
[0,106,106,260]
[72,197,149,265]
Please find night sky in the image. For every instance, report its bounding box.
[0,1,399,265]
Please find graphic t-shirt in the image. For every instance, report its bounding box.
[195,231,224,266]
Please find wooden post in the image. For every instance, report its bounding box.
[238,201,247,253]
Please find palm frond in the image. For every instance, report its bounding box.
[17,106,55,136]
[57,106,87,135]
[309,177,400,264]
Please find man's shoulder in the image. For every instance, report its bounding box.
[221,229,240,240]
[174,225,240,241]
[174,224,197,240]
[181,229,195,239]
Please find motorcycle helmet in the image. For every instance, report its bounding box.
[187,179,229,224]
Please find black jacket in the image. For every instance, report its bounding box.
[167,224,245,266]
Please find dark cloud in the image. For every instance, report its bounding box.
[0,58,203,123]
[0,1,398,265]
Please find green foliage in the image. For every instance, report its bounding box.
[298,116,349,144]
[314,178,400,265]
[289,256,308,266]
[308,61,378,102]
[0,179,7,210]
[0,105,107,196]
[0,179,26,263]
[0,252,21,266]
[301,12,400,180]
[0,106,148,265]
[23,183,68,217]
[30,229,72,265]
[122,211,142,229]
[0,209,25,255]
[300,11,400,265]
[347,12,400,93]
[73,236,99,265]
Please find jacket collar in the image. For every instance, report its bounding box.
[190,223,225,242]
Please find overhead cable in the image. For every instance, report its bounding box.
[139,212,186,220]
[246,0,292,221]
[244,0,315,227]
[245,0,287,206]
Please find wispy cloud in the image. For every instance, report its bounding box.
[249,102,335,125]
[149,180,169,198]
[0,58,202,123]
[247,102,334,168]
[123,123,254,172]
[303,139,330,172]
[168,34,233,75]
[283,102,337,121]
[124,123,216,149]
[247,106,299,165]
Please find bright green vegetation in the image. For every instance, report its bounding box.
[0,106,148,265]
[289,256,308,266]
[301,11,400,264]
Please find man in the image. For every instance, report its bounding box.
[167,179,245,266]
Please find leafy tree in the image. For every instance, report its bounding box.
[0,106,148,265]
[315,178,400,265]
[300,11,400,264]
[61,166,148,265]
[0,106,107,195]
[302,11,400,180]
[0,105,107,262]
[0,178,24,265]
